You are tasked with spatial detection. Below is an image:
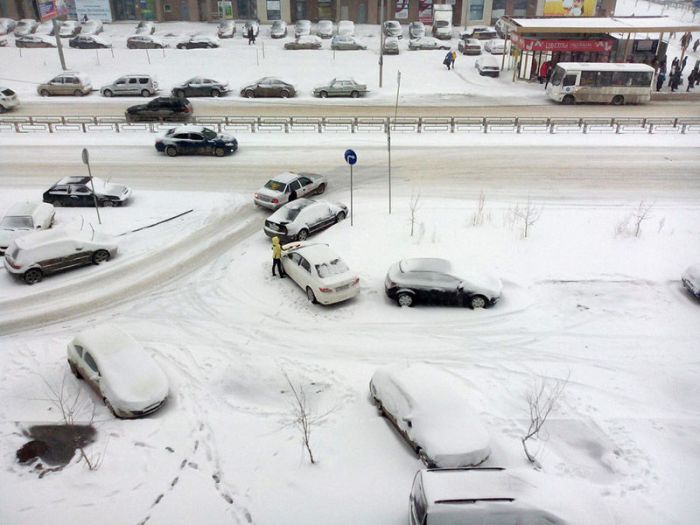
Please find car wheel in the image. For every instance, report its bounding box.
[74,90,83,97]
[141,89,150,97]
[214,147,225,157]
[68,360,82,379]
[612,95,624,106]
[23,268,43,285]
[52,200,62,207]
[562,94,575,105]
[306,287,317,304]
[165,145,177,157]
[175,89,185,98]
[297,228,309,241]
[92,249,110,265]
[469,295,488,309]
[245,89,255,98]
[316,183,326,195]
[103,89,113,97]
[319,90,328,98]
[397,292,414,307]
[350,90,359,98]
[336,211,346,222]
[40,89,49,97]
[280,90,290,98]
[102,200,114,207]
[211,89,221,97]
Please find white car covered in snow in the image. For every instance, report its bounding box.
[370,363,491,467]
[264,198,347,241]
[0,202,55,256]
[253,172,327,210]
[682,264,700,299]
[67,324,169,418]
[281,242,360,305]
[410,467,614,525]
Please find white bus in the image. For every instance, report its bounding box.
[546,62,654,105]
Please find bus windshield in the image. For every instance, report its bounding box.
[550,66,565,86]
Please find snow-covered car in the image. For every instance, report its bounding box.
[284,35,322,50]
[408,37,451,50]
[281,242,360,305]
[682,264,700,299]
[172,77,229,98]
[80,20,103,35]
[125,96,193,122]
[408,21,425,39]
[59,21,80,38]
[16,34,56,48]
[155,125,238,157]
[294,19,311,38]
[67,324,169,418]
[43,176,132,207]
[0,36,6,46]
[240,77,296,98]
[14,19,37,36]
[3,228,118,285]
[370,363,491,467]
[461,27,498,40]
[244,20,259,38]
[484,38,506,54]
[316,19,335,39]
[385,258,502,308]
[382,36,399,55]
[410,467,614,525]
[476,55,500,77]
[135,20,156,35]
[270,20,287,38]
[37,72,92,96]
[69,35,111,49]
[0,86,19,113]
[0,18,16,36]
[254,172,326,210]
[0,202,55,256]
[313,78,367,98]
[101,75,158,97]
[458,38,482,55]
[331,34,366,50]
[176,34,219,49]
[432,19,453,40]
[337,20,354,36]
[127,34,166,49]
[34,21,53,35]
[263,198,347,241]
[383,20,402,39]
[217,20,235,38]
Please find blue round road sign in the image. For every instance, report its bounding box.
[344,149,357,166]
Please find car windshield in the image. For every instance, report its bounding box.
[436,21,449,27]
[272,21,284,29]
[0,216,32,229]
[202,128,217,140]
[279,207,302,221]
[319,21,332,29]
[387,22,399,28]
[316,258,349,278]
[264,180,286,192]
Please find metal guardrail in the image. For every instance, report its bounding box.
[1,116,699,134]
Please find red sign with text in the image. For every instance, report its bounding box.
[511,34,614,53]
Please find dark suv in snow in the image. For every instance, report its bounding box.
[125,97,193,123]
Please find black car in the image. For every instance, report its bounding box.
[43,176,133,207]
[155,125,238,157]
[69,35,111,49]
[176,36,219,49]
[125,97,193,123]
[171,77,230,98]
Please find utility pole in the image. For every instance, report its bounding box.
[82,148,102,225]
[52,19,67,71]
[389,70,401,215]
[379,0,385,88]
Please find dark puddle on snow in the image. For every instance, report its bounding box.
[16,424,96,467]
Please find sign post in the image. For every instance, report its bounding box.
[82,148,102,225]
[344,149,357,226]
[38,1,70,70]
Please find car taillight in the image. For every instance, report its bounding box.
[254,193,260,199]
[319,287,333,293]
[272,198,278,204]
[6,259,21,270]
[184,106,192,113]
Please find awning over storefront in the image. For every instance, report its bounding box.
[504,15,700,35]
[511,34,615,53]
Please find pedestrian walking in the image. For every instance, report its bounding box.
[443,51,453,70]
[545,63,554,89]
[247,26,255,45]
[271,236,286,278]
[681,56,688,71]
[538,60,549,84]
[694,40,699,53]
[670,67,681,92]
[668,64,677,87]
[450,50,457,68]
[687,69,696,91]
[656,70,665,92]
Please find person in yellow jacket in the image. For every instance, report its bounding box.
[271,236,286,278]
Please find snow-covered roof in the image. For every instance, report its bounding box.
[507,16,700,34]
[290,242,338,264]
[555,62,655,73]
[4,202,47,217]
[270,171,301,184]
[14,228,72,248]
[166,125,209,133]
[400,258,452,274]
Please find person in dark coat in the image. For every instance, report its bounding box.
[694,40,699,53]
[443,51,453,70]
[247,26,255,45]
[681,55,688,71]
[670,67,681,92]
[687,69,696,91]
[656,70,666,92]
[545,63,554,89]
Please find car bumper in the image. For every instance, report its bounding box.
[254,198,280,210]
[0,97,20,109]
[480,71,500,77]
[115,397,167,418]
[263,226,291,239]
[317,284,360,305]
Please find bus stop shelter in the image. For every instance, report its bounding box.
[500,16,700,81]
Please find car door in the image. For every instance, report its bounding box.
[172,132,192,154]
[189,132,207,154]
[50,76,65,95]
[288,179,302,201]
[297,177,314,197]
[71,185,94,206]
[282,251,302,283]
[127,77,140,95]
[80,350,103,394]
[113,77,127,95]
[189,78,203,96]
[297,255,313,290]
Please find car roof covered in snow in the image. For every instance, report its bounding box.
[55,176,91,186]
[4,202,51,217]
[399,257,452,274]
[165,125,211,134]
[14,228,82,248]
[287,242,340,263]
[269,171,314,184]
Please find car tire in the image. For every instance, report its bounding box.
[23,268,43,285]
[68,360,82,379]
[350,91,359,98]
[175,89,185,98]
[280,90,290,98]
[92,249,110,265]
[245,89,255,98]
[297,228,309,241]
[40,89,49,97]
[102,200,114,207]
[397,292,414,307]
[469,295,488,309]
[612,95,624,105]
[319,91,328,98]
[74,90,83,97]
[165,145,177,157]
[316,183,326,195]
[211,89,221,97]
[306,287,317,304]
[103,89,113,97]
[141,89,150,97]
[214,147,225,157]
[562,94,575,105]
[336,211,346,222]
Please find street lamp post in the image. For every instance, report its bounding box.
[52,19,67,71]
[379,0,385,88]
[388,70,401,215]
[81,148,102,225]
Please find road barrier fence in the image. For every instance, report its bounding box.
[1,116,699,134]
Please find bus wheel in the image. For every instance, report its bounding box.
[612,95,624,105]
[562,95,575,105]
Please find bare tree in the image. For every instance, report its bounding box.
[408,192,421,237]
[282,372,322,464]
[521,375,568,466]
[632,200,653,238]
[513,198,542,239]
[471,191,487,227]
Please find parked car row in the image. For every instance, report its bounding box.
[1,18,101,38]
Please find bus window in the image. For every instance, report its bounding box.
[580,71,597,86]
[563,74,577,87]
[612,71,630,86]
[632,72,653,87]
[597,71,613,87]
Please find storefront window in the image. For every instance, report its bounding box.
[266,0,281,20]
[514,0,527,17]
[237,0,257,19]
[469,0,484,21]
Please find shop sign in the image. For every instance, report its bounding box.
[511,34,614,53]
[418,0,433,23]
[396,0,408,19]
[543,0,596,17]
[74,0,113,23]
[37,0,70,21]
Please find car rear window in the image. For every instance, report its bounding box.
[316,258,349,278]
[2,89,15,96]
[0,216,33,229]
[265,180,286,192]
